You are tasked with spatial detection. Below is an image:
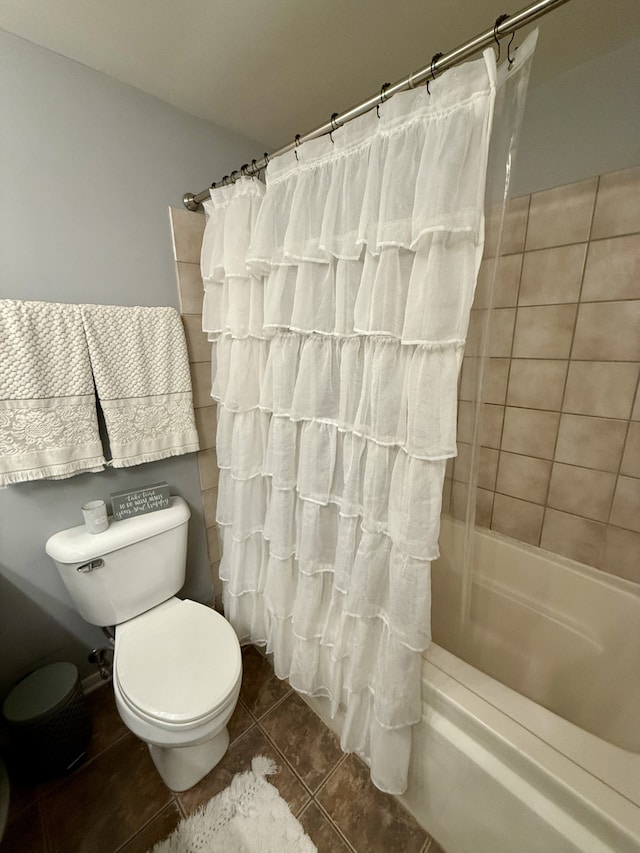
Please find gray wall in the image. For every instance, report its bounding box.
[0,30,264,696]
[513,37,640,197]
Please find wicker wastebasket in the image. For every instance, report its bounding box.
[2,662,92,781]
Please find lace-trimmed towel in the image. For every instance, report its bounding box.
[0,299,105,487]
[80,304,200,467]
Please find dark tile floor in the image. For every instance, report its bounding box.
[1,646,444,853]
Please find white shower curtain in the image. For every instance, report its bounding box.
[200,45,514,794]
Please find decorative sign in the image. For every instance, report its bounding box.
[110,482,170,520]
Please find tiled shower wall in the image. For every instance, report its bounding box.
[168,166,640,595]
[445,165,640,584]
[168,207,223,606]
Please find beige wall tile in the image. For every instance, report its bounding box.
[609,476,640,533]
[464,310,485,357]
[211,561,223,599]
[480,359,510,405]
[621,422,640,478]
[572,301,640,361]
[453,442,471,484]
[501,196,530,256]
[581,235,640,302]
[519,244,587,306]
[526,178,597,251]
[487,308,516,358]
[555,414,627,473]
[591,165,640,240]
[169,207,205,263]
[206,525,221,564]
[190,361,214,409]
[512,304,577,359]
[475,254,522,309]
[491,494,543,545]
[599,526,640,584]
[501,407,559,459]
[194,405,217,450]
[202,487,218,529]
[633,392,640,422]
[450,480,468,521]
[182,314,211,363]
[475,488,494,528]
[458,356,478,402]
[540,509,605,566]
[176,262,204,314]
[197,448,219,491]
[481,403,504,449]
[507,359,567,411]
[563,361,639,419]
[478,447,499,491]
[456,400,475,444]
[496,452,551,504]
[547,463,616,522]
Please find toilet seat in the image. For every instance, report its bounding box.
[114,599,242,731]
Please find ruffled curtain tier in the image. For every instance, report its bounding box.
[201,48,498,794]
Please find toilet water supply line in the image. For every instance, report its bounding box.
[183,0,572,209]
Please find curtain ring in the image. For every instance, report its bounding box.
[493,14,509,62]
[377,82,390,118]
[263,153,270,166]
[230,170,239,183]
[294,134,301,162]
[222,175,229,185]
[507,31,516,67]
[329,112,339,143]
[240,163,249,178]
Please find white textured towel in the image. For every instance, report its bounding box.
[80,304,200,467]
[0,299,105,487]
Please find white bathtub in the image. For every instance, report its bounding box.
[399,519,640,853]
[303,518,640,852]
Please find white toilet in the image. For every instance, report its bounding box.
[45,496,242,792]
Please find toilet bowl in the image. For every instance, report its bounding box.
[112,597,242,791]
[46,496,243,792]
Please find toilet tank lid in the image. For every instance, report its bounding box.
[45,496,190,564]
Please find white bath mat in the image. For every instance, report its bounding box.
[150,756,317,853]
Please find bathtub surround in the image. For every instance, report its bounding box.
[0,29,264,695]
[447,163,640,583]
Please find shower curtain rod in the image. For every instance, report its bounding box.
[183,0,570,210]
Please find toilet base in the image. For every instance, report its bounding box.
[148,726,230,792]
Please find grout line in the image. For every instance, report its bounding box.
[112,800,175,853]
[311,794,358,852]
[255,721,316,802]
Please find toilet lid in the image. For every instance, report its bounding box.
[115,600,241,727]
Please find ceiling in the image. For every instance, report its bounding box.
[1,0,639,149]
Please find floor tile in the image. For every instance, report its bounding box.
[117,802,182,853]
[260,692,344,793]
[177,724,310,818]
[41,733,172,853]
[298,801,353,852]
[317,754,428,853]
[1,802,46,853]
[84,684,129,762]
[228,699,254,744]
[239,645,291,719]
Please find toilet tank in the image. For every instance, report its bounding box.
[45,496,191,627]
